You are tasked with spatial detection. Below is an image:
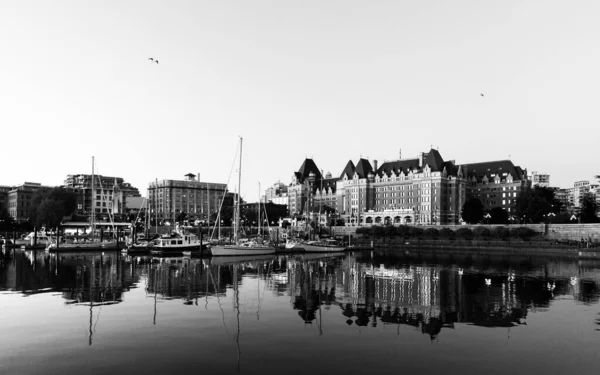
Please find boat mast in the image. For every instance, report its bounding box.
[91,156,95,234]
[155,178,158,234]
[236,137,242,244]
[258,182,260,238]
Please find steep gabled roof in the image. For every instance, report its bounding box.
[340,160,356,179]
[459,160,526,181]
[376,159,420,177]
[423,149,444,171]
[313,177,339,194]
[354,158,373,178]
[296,159,323,181]
[441,161,458,175]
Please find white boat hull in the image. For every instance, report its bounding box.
[47,240,118,252]
[302,243,346,253]
[211,244,276,256]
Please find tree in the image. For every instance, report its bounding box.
[489,207,509,224]
[36,199,66,228]
[424,228,439,239]
[580,193,599,223]
[0,209,14,231]
[461,198,484,224]
[28,187,78,227]
[515,186,560,223]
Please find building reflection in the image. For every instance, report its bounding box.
[3,246,600,340]
[0,248,136,303]
[285,252,600,340]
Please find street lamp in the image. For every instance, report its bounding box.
[484,213,491,224]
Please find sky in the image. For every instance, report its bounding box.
[1,0,599,200]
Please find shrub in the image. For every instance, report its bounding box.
[355,227,369,235]
[373,226,386,237]
[395,225,410,237]
[408,226,424,238]
[473,226,491,239]
[439,227,455,239]
[493,226,510,240]
[455,227,473,240]
[384,225,395,236]
[512,227,536,240]
[424,228,439,239]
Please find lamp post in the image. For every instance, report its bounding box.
[484,213,491,225]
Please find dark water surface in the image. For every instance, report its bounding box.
[1,247,599,375]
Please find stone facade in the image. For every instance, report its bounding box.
[148,174,227,223]
[289,149,530,226]
[7,182,47,222]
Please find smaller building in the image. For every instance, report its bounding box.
[568,181,599,208]
[262,181,289,206]
[0,185,11,214]
[7,182,48,222]
[529,171,550,187]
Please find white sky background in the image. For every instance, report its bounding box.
[1,0,599,200]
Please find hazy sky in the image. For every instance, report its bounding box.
[1,0,599,200]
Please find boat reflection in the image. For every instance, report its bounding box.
[2,248,600,342]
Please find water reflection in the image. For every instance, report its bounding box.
[2,247,600,342]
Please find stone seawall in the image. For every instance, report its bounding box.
[331,223,600,242]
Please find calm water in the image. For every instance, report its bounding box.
[1,247,600,375]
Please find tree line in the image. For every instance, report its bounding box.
[461,186,599,225]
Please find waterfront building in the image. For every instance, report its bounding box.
[460,160,530,215]
[567,181,599,209]
[125,197,148,219]
[262,181,289,206]
[148,174,227,224]
[0,185,10,214]
[63,174,141,221]
[554,188,571,212]
[529,171,550,187]
[288,159,338,228]
[7,182,48,222]
[289,149,530,226]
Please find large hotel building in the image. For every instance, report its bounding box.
[287,148,530,226]
[148,174,227,224]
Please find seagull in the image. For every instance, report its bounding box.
[148,58,154,61]
[480,93,484,97]
[485,278,491,286]
[155,60,159,64]
[458,268,463,276]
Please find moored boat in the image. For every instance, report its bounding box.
[302,238,346,253]
[210,137,276,257]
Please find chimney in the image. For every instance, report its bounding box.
[197,173,200,182]
[373,159,378,172]
[418,152,424,167]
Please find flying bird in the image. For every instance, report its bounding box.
[155,60,159,64]
[485,278,491,286]
[148,58,153,61]
[480,93,484,97]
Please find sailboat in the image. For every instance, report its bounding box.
[211,137,276,256]
[47,157,119,251]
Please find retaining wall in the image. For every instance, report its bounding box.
[331,223,600,242]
